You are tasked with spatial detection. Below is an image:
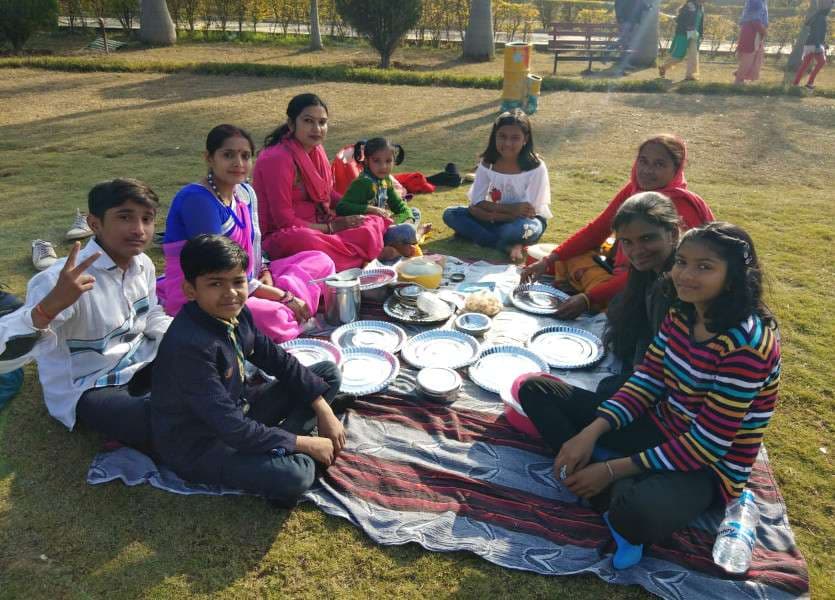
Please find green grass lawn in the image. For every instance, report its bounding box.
[18,30,835,91]
[0,66,833,599]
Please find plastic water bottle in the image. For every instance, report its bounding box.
[712,489,760,573]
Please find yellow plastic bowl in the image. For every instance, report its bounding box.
[397,270,442,289]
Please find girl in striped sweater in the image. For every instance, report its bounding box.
[520,222,780,569]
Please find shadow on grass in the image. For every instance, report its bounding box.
[0,373,291,598]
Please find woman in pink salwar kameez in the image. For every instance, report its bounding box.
[157,124,335,343]
[253,93,391,272]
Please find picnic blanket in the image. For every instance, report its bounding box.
[305,378,809,600]
[86,258,809,598]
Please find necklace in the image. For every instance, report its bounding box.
[207,171,245,230]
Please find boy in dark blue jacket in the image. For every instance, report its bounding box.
[151,234,344,506]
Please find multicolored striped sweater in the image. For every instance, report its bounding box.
[597,308,781,502]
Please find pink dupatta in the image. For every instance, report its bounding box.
[285,138,336,223]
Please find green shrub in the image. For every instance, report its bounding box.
[0,0,59,52]
[335,0,423,68]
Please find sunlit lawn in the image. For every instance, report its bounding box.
[0,66,832,598]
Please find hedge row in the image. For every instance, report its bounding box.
[0,55,827,98]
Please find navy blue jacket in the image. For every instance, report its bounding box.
[151,302,328,480]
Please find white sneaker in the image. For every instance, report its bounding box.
[32,240,58,271]
[65,208,93,240]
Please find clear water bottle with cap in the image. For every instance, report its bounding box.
[712,489,760,573]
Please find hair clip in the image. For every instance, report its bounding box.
[741,241,753,265]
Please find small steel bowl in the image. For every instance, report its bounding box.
[393,283,426,307]
[416,367,462,404]
[454,312,492,337]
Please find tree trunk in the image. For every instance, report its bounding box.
[463,0,494,61]
[310,0,324,50]
[139,0,177,45]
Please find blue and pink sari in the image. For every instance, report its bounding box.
[157,183,335,342]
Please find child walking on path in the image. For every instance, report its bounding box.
[520,222,781,570]
[442,109,552,263]
[793,0,833,89]
[336,138,432,260]
[152,234,344,507]
[659,0,705,81]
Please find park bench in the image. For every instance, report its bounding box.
[548,22,623,74]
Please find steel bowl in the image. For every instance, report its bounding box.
[454,312,492,337]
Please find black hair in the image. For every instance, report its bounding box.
[481,109,541,171]
[637,134,686,175]
[605,192,681,362]
[180,234,249,284]
[88,178,159,219]
[353,137,405,168]
[263,93,329,148]
[206,124,255,155]
[674,222,775,333]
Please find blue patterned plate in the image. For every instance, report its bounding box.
[527,325,604,369]
[468,344,549,394]
[280,338,343,367]
[339,347,400,396]
[331,320,407,354]
[401,330,481,369]
[510,284,570,315]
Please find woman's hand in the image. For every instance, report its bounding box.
[554,429,599,480]
[554,294,589,320]
[258,269,273,286]
[564,462,613,499]
[366,206,391,218]
[519,258,550,284]
[331,215,365,232]
[286,296,311,322]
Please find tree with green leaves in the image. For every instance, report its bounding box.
[335,0,423,68]
[0,0,58,52]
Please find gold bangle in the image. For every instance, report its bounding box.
[604,461,615,481]
[579,293,591,310]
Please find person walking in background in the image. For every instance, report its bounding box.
[793,0,833,89]
[735,0,769,83]
[659,0,705,81]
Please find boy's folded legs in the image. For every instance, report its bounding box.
[248,361,342,436]
[75,385,152,451]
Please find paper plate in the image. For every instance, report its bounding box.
[339,347,400,396]
[527,325,604,369]
[401,330,481,369]
[359,267,398,291]
[331,320,407,354]
[468,345,549,394]
[510,284,570,315]
[279,338,343,367]
[383,295,454,324]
